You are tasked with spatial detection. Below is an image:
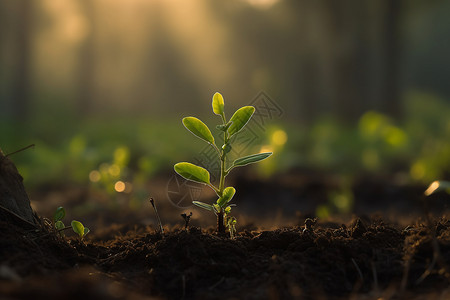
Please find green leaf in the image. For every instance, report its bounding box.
[233,152,272,167]
[174,162,211,185]
[217,187,236,207]
[71,220,85,238]
[192,201,213,211]
[212,92,225,117]
[53,206,65,222]
[55,220,65,230]
[84,227,90,236]
[228,106,255,136]
[424,180,450,196]
[224,206,231,214]
[182,117,215,145]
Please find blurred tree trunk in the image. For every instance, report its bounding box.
[11,0,33,121]
[77,0,96,115]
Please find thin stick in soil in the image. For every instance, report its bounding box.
[149,197,164,234]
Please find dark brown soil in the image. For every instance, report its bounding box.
[1,217,449,300]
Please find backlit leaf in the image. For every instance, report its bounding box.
[182,117,215,145]
[71,220,85,238]
[193,201,213,211]
[55,220,65,230]
[228,106,255,136]
[174,162,211,185]
[212,92,225,117]
[233,152,272,167]
[217,187,236,207]
[53,206,65,222]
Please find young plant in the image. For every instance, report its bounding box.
[174,92,272,234]
[71,220,90,240]
[52,206,90,240]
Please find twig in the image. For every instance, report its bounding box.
[351,258,364,283]
[0,204,38,229]
[209,277,225,290]
[371,261,378,292]
[5,144,35,158]
[400,259,410,292]
[149,198,164,234]
[415,252,437,285]
[181,212,192,230]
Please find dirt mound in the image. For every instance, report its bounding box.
[0,218,449,299]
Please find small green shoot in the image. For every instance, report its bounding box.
[52,206,90,240]
[174,92,272,234]
[71,220,90,240]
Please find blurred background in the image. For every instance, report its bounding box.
[1,0,449,229]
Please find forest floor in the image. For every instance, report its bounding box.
[1,215,449,300]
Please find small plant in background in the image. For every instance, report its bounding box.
[174,92,272,234]
[181,212,193,230]
[52,206,90,240]
[71,220,90,241]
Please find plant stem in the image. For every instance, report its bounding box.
[217,116,227,234]
[217,210,225,234]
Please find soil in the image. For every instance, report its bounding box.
[1,216,449,300]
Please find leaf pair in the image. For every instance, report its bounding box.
[193,186,235,212]
[174,152,273,186]
[183,93,256,146]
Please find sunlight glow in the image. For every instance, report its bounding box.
[271,130,287,146]
[109,164,121,177]
[424,181,440,196]
[114,181,126,192]
[260,145,273,153]
[246,0,280,9]
[89,170,101,182]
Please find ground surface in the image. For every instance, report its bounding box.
[0,216,449,300]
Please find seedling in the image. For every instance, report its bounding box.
[181,212,193,230]
[52,206,90,240]
[71,220,90,240]
[174,92,272,234]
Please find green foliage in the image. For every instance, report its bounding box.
[232,152,273,168]
[182,117,215,145]
[192,201,214,211]
[212,92,225,117]
[174,162,211,185]
[53,206,65,223]
[228,106,255,136]
[71,220,90,240]
[52,206,90,240]
[174,92,272,234]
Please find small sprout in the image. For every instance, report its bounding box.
[53,206,65,223]
[71,220,90,240]
[303,218,317,234]
[225,215,237,239]
[181,212,193,230]
[175,92,272,234]
[53,206,91,239]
